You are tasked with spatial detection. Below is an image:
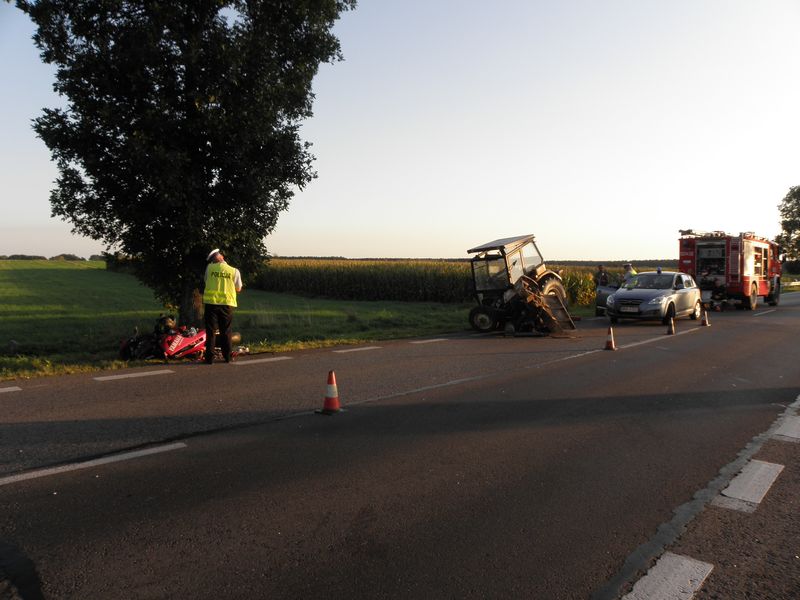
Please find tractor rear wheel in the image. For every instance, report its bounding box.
[540,278,567,304]
[469,306,497,332]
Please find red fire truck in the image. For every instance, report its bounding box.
[678,229,782,310]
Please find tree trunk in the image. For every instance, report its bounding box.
[179,284,204,327]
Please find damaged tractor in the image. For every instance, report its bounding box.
[467,234,575,336]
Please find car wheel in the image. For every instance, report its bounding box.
[662,303,676,325]
[745,284,757,310]
[689,300,701,320]
[595,307,604,317]
[469,306,497,332]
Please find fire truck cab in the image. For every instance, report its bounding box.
[678,230,781,310]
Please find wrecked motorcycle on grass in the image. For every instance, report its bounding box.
[119,315,245,362]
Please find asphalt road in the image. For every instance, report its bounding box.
[1,294,799,599]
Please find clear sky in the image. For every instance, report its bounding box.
[1,1,798,260]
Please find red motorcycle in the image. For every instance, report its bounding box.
[120,315,242,361]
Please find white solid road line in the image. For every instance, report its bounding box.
[409,338,448,344]
[0,386,22,394]
[0,442,188,487]
[234,356,293,365]
[753,309,776,317]
[332,346,382,354]
[94,369,174,381]
[622,552,714,600]
[711,459,784,513]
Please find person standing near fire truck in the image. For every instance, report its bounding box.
[203,249,243,364]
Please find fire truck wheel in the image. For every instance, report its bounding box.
[767,284,780,306]
[690,300,701,320]
[745,284,758,311]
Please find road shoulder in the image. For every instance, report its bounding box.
[667,437,800,599]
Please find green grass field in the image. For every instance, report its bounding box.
[0,260,484,380]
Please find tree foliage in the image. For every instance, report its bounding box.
[16,0,356,322]
[777,186,800,261]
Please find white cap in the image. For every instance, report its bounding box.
[206,248,220,262]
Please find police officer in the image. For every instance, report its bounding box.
[203,248,243,364]
[622,262,637,284]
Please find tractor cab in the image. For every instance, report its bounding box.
[469,235,546,295]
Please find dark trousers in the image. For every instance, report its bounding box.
[204,304,234,363]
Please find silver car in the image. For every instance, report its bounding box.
[605,271,702,324]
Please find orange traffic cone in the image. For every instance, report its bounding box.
[316,370,342,415]
[666,316,675,335]
[604,327,617,351]
[700,309,710,327]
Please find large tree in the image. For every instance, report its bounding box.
[15,0,355,323]
[777,186,800,261]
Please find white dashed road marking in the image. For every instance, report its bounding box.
[332,346,382,354]
[622,552,713,600]
[773,416,800,441]
[618,327,698,350]
[234,356,293,365]
[711,459,784,513]
[409,339,448,344]
[0,442,188,487]
[0,386,22,394]
[94,369,173,381]
[753,309,776,317]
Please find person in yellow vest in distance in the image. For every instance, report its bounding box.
[203,248,243,364]
[622,262,638,285]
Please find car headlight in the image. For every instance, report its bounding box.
[606,295,615,306]
[647,296,666,305]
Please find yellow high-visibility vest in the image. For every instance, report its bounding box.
[203,262,238,307]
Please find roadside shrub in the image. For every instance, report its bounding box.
[103,251,139,274]
[782,260,800,275]
[49,254,85,261]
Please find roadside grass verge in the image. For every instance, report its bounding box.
[0,261,478,380]
[0,260,597,381]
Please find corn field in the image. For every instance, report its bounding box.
[555,267,597,306]
[252,259,608,306]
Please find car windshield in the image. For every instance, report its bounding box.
[626,274,674,290]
